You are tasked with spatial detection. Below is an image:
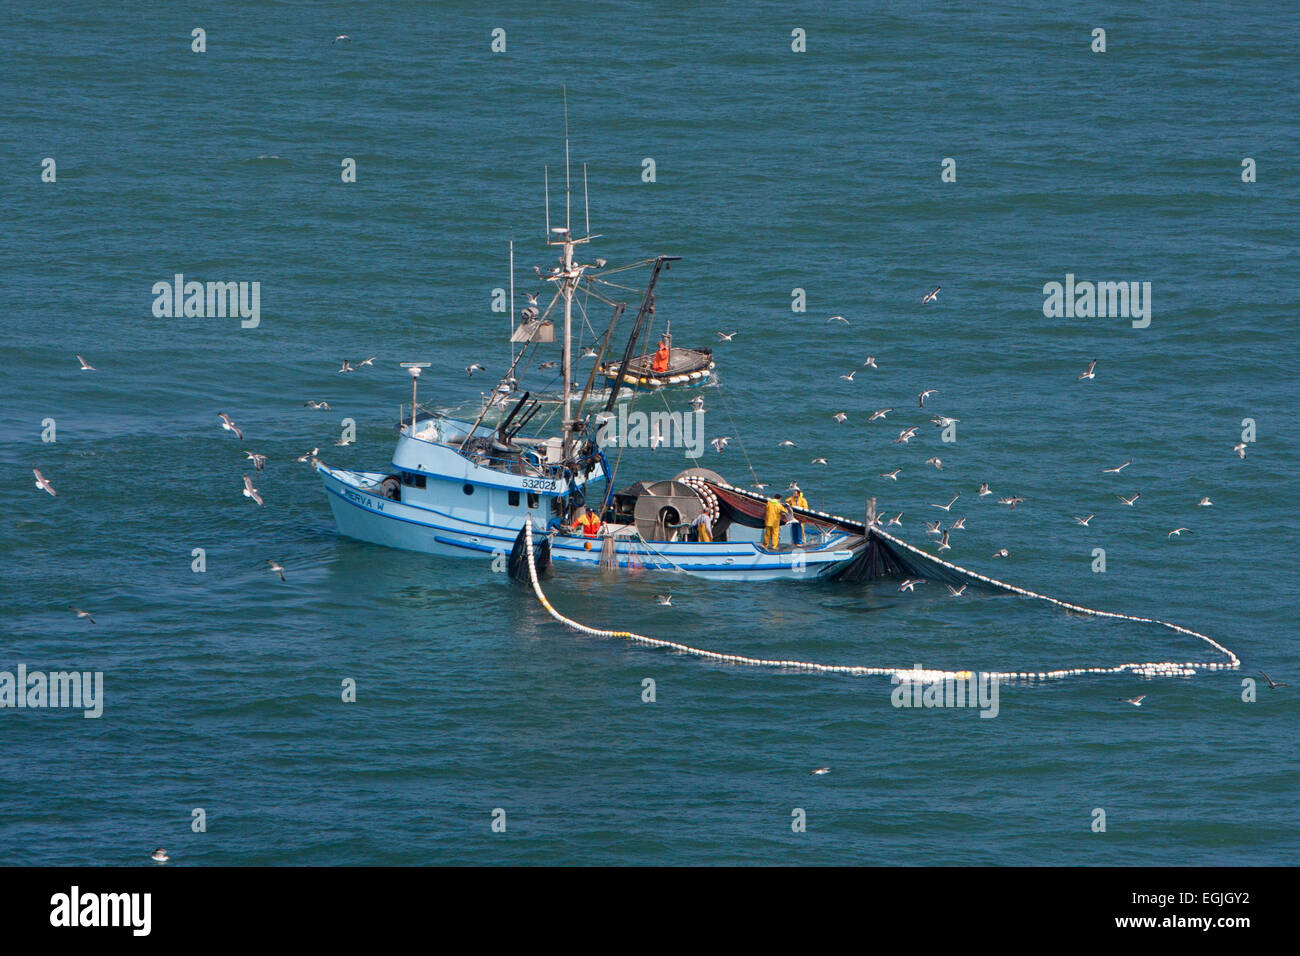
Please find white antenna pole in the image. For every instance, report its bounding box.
[583,163,590,236]
[508,239,515,365]
[563,86,571,232]
[544,166,550,238]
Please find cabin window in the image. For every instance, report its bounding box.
[508,491,520,507]
[402,472,425,488]
[527,493,539,508]
[463,483,474,496]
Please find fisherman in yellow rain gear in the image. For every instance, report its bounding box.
[785,484,808,546]
[763,495,786,550]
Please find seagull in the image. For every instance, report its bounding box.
[649,426,664,451]
[1197,496,1212,507]
[711,437,731,453]
[898,578,923,592]
[1233,442,1247,459]
[304,401,331,410]
[581,347,599,359]
[887,513,903,527]
[333,437,353,447]
[267,559,286,582]
[839,371,856,382]
[751,482,769,491]
[827,315,849,324]
[880,468,901,480]
[339,360,355,373]
[76,354,96,371]
[466,363,487,378]
[218,412,243,440]
[999,496,1025,509]
[715,331,739,342]
[71,607,95,624]
[690,396,705,413]
[811,457,829,466]
[950,516,967,530]
[862,356,878,369]
[931,494,960,511]
[1102,460,1132,474]
[525,292,539,307]
[931,416,959,427]
[33,468,56,497]
[294,447,319,463]
[1077,359,1097,380]
[925,520,943,536]
[868,408,892,422]
[1116,493,1140,506]
[1119,695,1146,707]
[151,848,170,863]
[810,767,831,776]
[332,35,351,44]
[922,286,941,304]
[243,451,267,471]
[655,594,673,606]
[1073,514,1096,526]
[1260,671,1290,689]
[977,482,992,497]
[778,440,797,447]
[539,361,558,370]
[924,457,943,470]
[242,475,263,507]
[1167,527,1190,537]
[918,389,939,408]
[594,258,607,268]
[992,548,1009,558]
[358,356,376,367]
[894,426,918,444]
[946,583,967,596]
[936,530,951,552]
[833,412,848,423]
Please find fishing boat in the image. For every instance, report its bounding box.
[597,329,715,393]
[315,132,875,581]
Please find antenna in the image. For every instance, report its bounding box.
[399,362,432,431]
[508,239,515,365]
[544,166,550,238]
[563,86,571,231]
[583,163,590,236]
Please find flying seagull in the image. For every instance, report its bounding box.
[1077,359,1097,380]
[71,607,95,624]
[267,559,286,582]
[151,848,170,863]
[778,440,797,447]
[946,583,967,597]
[711,437,731,453]
[358,356,376,367]
[1197,496,1212,507]
[338,360,355,373]
[827,315,849,324]
[894,426,918,444]
[655,594,673,606]
[304,401,331,410]
[936,530,951,552]
[811,457,829,465]
[715,331,739,342]
[1117,493,1140,506]
[1260,671,1289,689]
[76,354,96,371]
[918,389,939,407]
[978,482,992,497]
[839,371,856,382]
[294,447,319,463]
[897,578,924,592]
[466,363,486,378]
[1167,527,1190,537]
[862,356,878,369]
[242,475,263,507]
[924,457,943,470]
[332,35,351,44]
[999,496,1025,509]
[218,412,243,440]
[1102,460,1132,474]
[880,468,901,481]
[33,468,56,497]
[243,451,267,471]
[950,516,967,530]
[868,408,892,422]
[931,494,960,511]
[1073,514,1096,526]
[992,548,1009,558]
[922,286,941,304]
[810,767,831,776]
[1233,442,1247,459]
[833,412,848,423]
[1119,695,1146,707]
[887,513,903,527]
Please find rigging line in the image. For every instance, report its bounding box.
[712,380,762,489]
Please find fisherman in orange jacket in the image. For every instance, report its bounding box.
[651,339,671,374]
[575,506,602,537]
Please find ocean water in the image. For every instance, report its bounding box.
[1,1,1297,865]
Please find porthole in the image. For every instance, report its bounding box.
[463,483,474,496]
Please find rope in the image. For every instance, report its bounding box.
[521,521,1240,684]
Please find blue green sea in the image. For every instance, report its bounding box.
[2,1,1296,865]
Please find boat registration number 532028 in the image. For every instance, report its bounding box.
[521,477,557,491]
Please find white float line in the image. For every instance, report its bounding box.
[522,521,1240,682]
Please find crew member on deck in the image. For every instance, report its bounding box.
[651,338,671,375]
[691,510,713,543]
[763,495,786,550]
[786,484,808,546]
[575,506,602,538]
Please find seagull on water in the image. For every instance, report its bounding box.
[1073,514,1095,526]
[332,35,350,44]
[931,494,960,511]
[1117,493,1140,506]
[992,548,1009,558]
[779,440,797,447]
[1077,359,1097,380]
[242,475,263,507]
[243,451,267,471]
[999,496,1025,509]
[304,401,331,410]
[333,437,353,447]
[1102,460,1132,473]
[151,848,170,863]
[1197,496,1212,507]
[218,412,243,440]
[267,559,286,582]
[924,457,943,470]
[539,361,558,370]
[868,408,892,422]
[922,286,941,304]
[33,469,56,497]
[918,389,939,408]
[880,468,901,480]
[76,354,96,371]
[810,767,831,776]
[72,607,95,624]
[1260,671,1290,689]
